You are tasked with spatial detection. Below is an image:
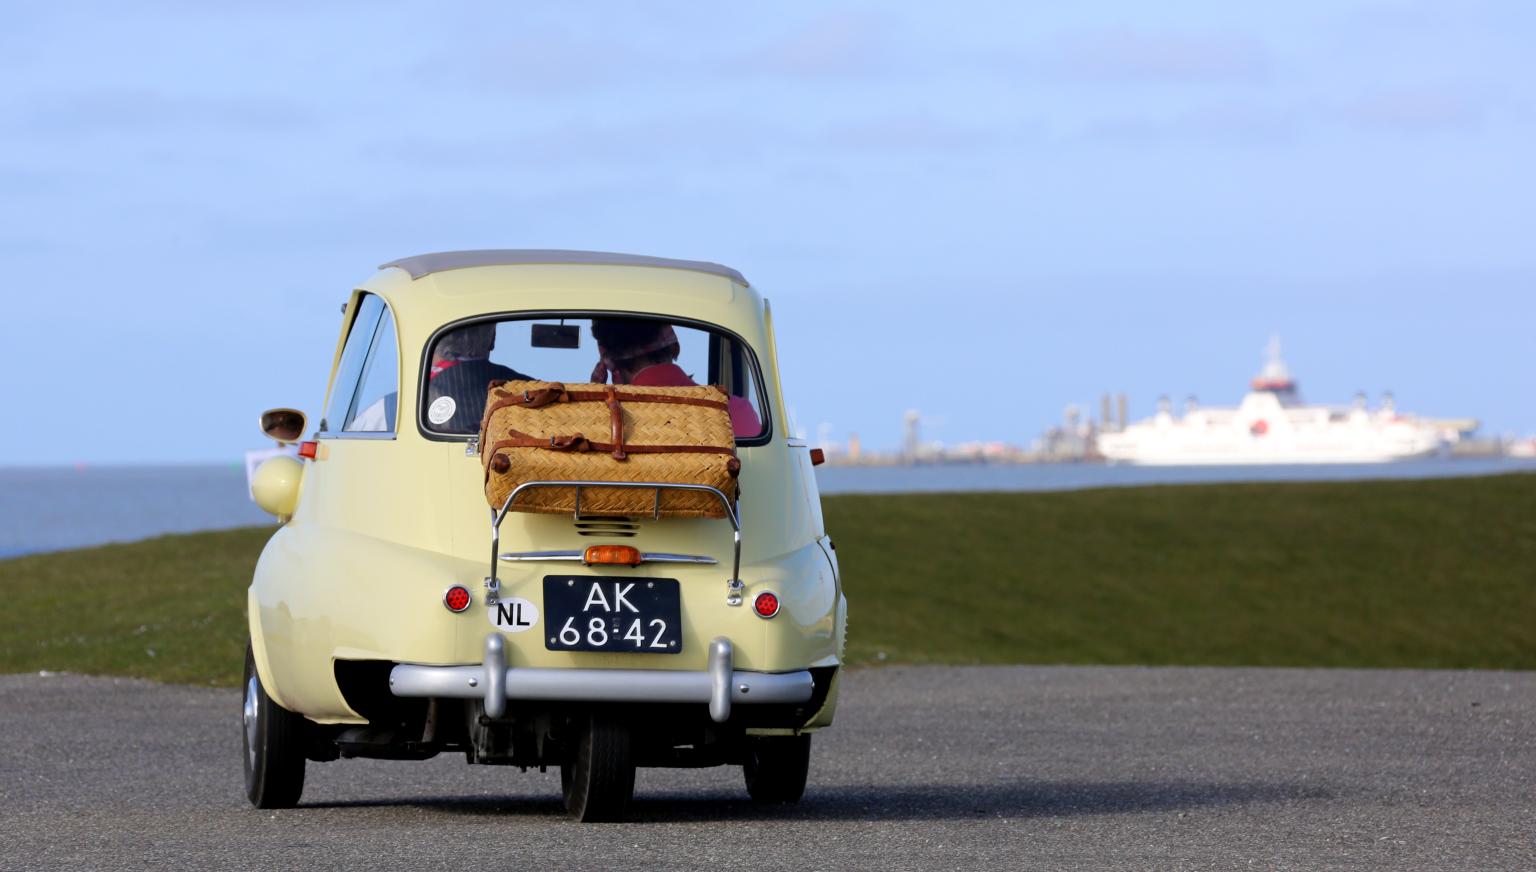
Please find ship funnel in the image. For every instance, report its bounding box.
[1183,395,1199,416]
[1251,335,1298,400]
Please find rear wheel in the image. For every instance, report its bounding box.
[743,734,811,804]
[560,713,635,822]
[242,643,307,808]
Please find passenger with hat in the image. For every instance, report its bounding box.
[589,319,761,438]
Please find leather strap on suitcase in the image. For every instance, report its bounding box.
[479,380,741,518]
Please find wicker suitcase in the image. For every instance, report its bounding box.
[479,380,740,518]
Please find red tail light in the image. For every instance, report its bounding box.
[753,591,780,619]
[584,545,643,566]
[443,585,472,613]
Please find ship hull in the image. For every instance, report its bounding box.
[1099,447,1439,466]
[1096,393,1445,466]
[1094,341,1457,467]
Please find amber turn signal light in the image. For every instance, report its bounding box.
[583,544,643,566]
[298,441,319,459]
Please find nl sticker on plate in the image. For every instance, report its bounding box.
[488,597,540,633]
[427,396,456,425]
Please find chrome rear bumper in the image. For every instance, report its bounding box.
[388,634,813,724]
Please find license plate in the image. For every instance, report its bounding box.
[543,576,681,654]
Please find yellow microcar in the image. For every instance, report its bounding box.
[245,250,845,821]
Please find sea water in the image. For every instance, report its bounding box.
[0,465,270,558]
[1,458,1531,558]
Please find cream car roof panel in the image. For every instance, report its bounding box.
[380,249,749,287]
[356,257,763,344]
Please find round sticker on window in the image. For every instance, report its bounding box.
[427,396,457,425]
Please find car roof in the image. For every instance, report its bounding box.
[379,250,749,287]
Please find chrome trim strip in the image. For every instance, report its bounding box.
[499,550,584,562]
[497,550,718,565]
[642,553,719,565]
[314,431,396,441]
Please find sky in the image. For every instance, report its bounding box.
[1,1,1532,464]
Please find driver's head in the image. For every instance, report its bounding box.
[436,323,497,361]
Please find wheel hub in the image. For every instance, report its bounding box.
[243,676,259,770]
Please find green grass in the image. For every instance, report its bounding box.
[2,474,1532,686]
[829,473,1536,670]
[0,527,270,686]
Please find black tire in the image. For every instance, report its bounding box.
[242,643,307,809]
[560,713,635,822]
[743,734,812,804]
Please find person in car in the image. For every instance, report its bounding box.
[351,322,528,433]
[426,322,531,432]
[589,319,761,438]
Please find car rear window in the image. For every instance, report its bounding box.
[419,315,769,443]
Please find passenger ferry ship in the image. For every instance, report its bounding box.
[1097,339,1449,465]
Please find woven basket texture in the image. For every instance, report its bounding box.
[481,380,738,518]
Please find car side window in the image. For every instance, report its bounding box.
[321,295,384,433]
[344,308,399,433]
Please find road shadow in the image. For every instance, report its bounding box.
[635,780,1331,823]
[302,795,567,817]
[303,779,1329,823]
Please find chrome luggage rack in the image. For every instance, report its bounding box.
[487,480,744,606]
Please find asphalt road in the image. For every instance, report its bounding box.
[2,666,1531,871]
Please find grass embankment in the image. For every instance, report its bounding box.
[1,474,1532,686]
[0,527,270,686]
[829,473,1536,670]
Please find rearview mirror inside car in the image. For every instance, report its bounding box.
[532,323,580,349]
[260,408,307,443]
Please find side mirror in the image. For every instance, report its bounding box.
[260,408,307,444]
